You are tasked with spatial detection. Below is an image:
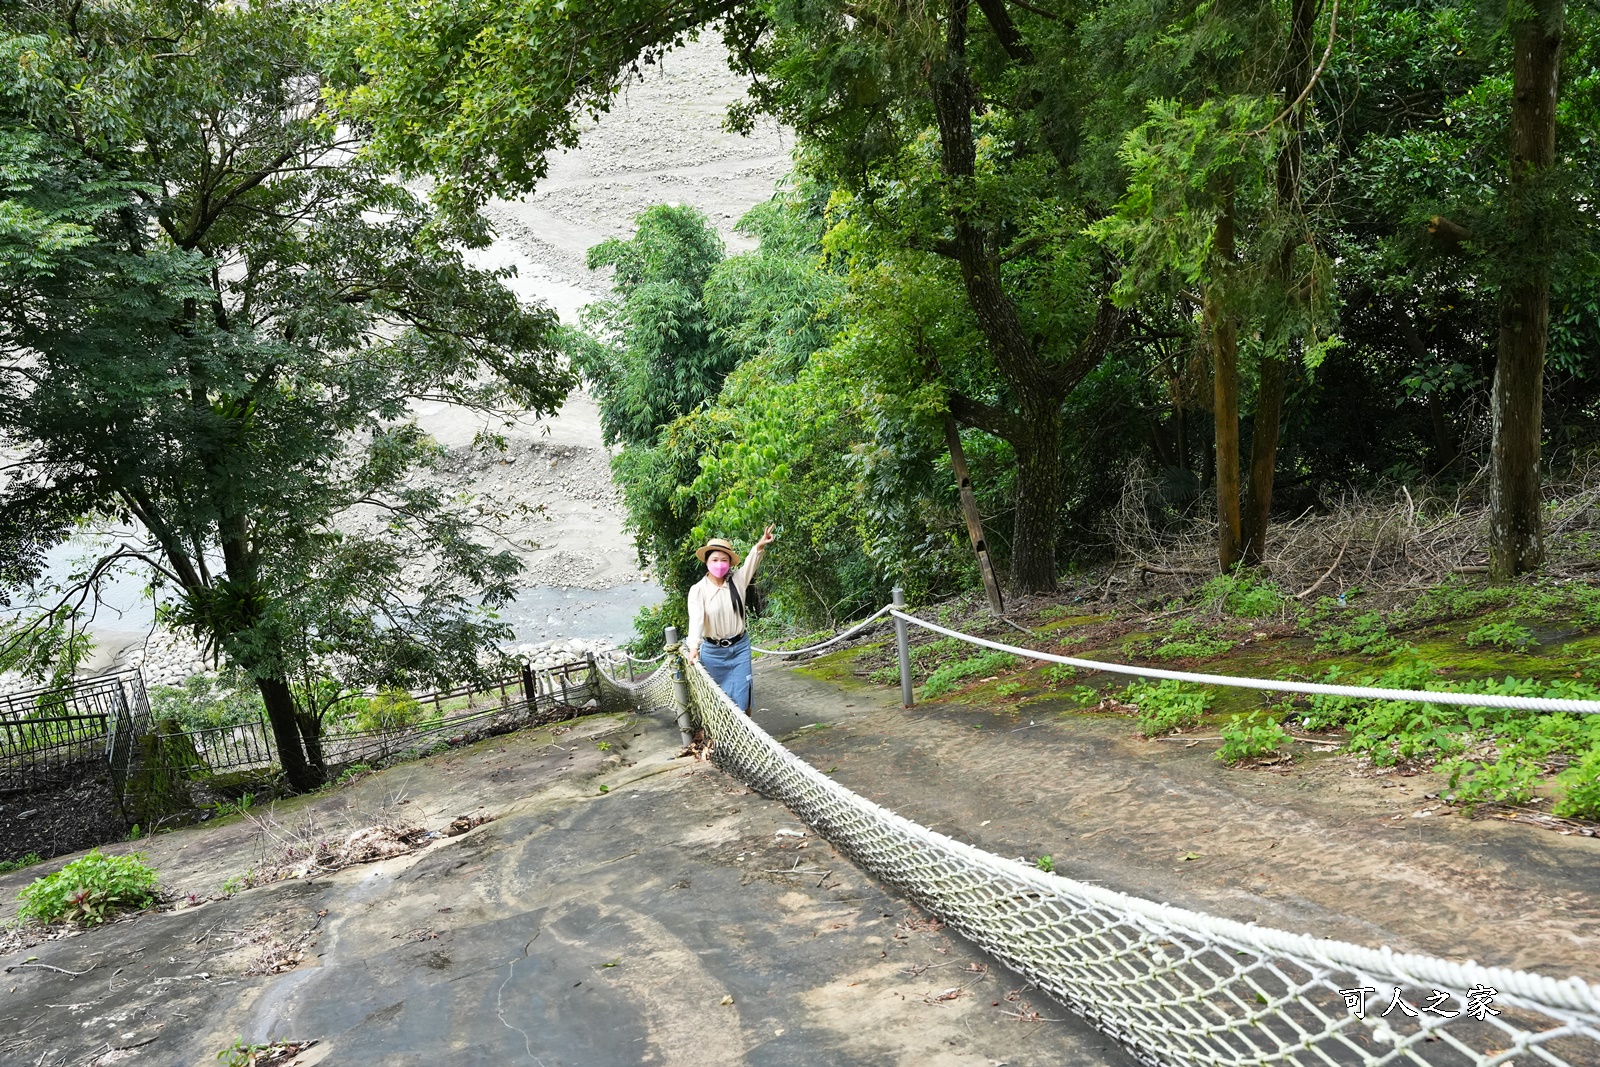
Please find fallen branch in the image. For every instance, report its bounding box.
[1295,536,1349,600]
[4,961,95,976]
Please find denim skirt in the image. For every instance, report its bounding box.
[700,633,752,712]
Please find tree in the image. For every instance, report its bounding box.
[0,0,570,789]
[1489,0,1565,578]
[320,0,1125,593]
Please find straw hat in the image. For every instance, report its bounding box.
[695,537,742,566]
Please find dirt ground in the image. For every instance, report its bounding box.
[752,657,1600,981]
[0,697,1134,1066]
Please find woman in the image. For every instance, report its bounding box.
[686,526,775,713]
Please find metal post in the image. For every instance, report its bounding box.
[665,625,694,748]
[521,665,536,708]
[893,586,914,708]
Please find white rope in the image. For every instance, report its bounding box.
[750,604,896,658]
[590,649,1600,1066]
[892,610,1600,716]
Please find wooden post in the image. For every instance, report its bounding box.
[665,626,693,748]
[944,414,1005,614]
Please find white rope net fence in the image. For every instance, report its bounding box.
[591,621,1600,1067]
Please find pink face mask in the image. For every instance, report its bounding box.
[707,558,731,579]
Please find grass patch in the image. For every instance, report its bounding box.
[922,651,1020,699]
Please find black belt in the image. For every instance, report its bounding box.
[705,633,747,648]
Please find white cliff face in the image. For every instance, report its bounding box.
[3,41,786,695]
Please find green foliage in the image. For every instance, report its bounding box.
[0,852,42,874]
[1146,617,1235,660]
[994,682,1023,698]
[1553,747,1600,820]
[922,652,1020,699]
[1309,608,1400,656]
[1034,855,1054,873]
[1464,621,1535,651]
[1068,685,1102,707]
[150,674,266,731]
[1443,753,1541,809]
[1125,680,1211,737]
[1201,572,1285,619]
[1216,713,1289,764]
[0,0,570,787]
[353,690,427,734]
[1042,665,1080,687]
[209,793,256,820]
[564,204,735,449]
[16,850,159,925]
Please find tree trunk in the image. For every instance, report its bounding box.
[944,414,1006,613]
[927,0,1068,592]
[257,675,321,792]
[1240,0,1317,569]
[1489,0,1563,580]
[1207,201,1242,572]
[1241,351,1287,565]
[1010,412,1064,592]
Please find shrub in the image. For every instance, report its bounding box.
[354,689,426,732]
[1216,713,1289,764]
[16,850,159,925]
[1125,680,1210,737]
[921,651,1019,698]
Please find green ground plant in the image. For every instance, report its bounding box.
[1464,621,1535,651]
[1554,748,1600,819]
[0,852,43,874]
[921,652,1020,699]
[1216,713,1290,764]
[1308,606,1402,656]
[1201,572,1285,618]
[1125,680,1211,737]
[208,793,256,820]
[1149,617,1234,660]
[16,850,159,925]
[1042,665,1079,687]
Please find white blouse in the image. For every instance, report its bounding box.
[686,544,765,655]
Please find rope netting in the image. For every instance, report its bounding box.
[592,634,1600,1067]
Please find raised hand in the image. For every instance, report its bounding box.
[756,524,776,550]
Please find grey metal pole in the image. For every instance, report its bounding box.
[893,586,914,707]
[665,625,693,748]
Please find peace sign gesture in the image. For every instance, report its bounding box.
[756,524,776,551]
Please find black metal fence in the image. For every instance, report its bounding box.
[0,672,149,793]
[0,659,602,855]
